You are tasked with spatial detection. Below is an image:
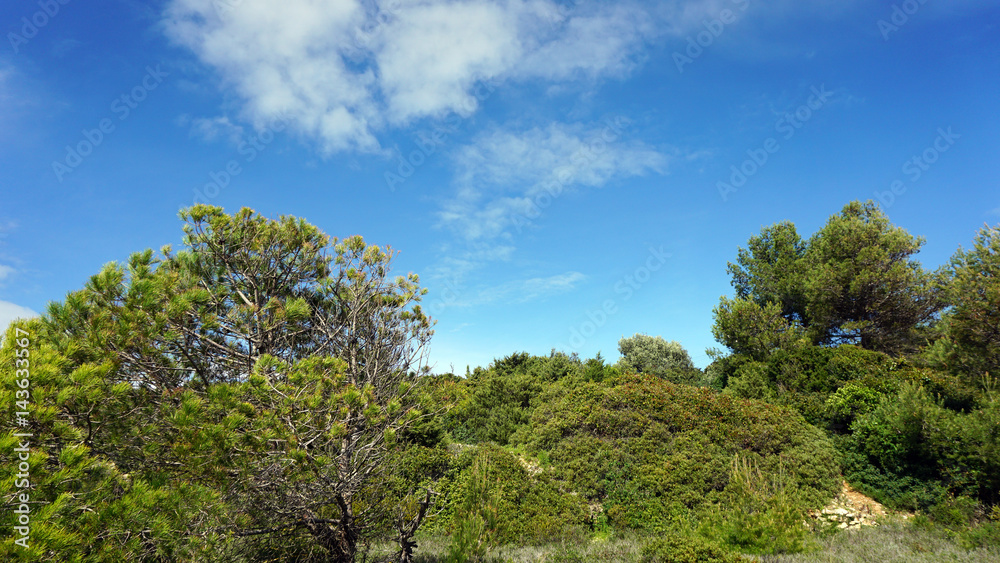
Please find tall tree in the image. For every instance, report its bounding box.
[940,223,1000,379]
[727,221,808,325]
[40,206,434,562]
[802,201,940,353]
[711,297,805,362]
[715,201,941,357]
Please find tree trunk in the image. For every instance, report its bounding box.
[303,499,358,563]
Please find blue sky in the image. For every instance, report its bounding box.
[1,0,998,372]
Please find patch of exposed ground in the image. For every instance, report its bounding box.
[810,480,911,530]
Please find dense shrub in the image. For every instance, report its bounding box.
[723,361,775,401]
[617,334,695,375]
[825,382,886,427]
[696,455,812,555]
[444,352,590,445]
[641,534,747,563]
[423,444,588,546]
[841,383,1000,510]
[517,373,840,538]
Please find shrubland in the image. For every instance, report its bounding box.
[2,201,998,562]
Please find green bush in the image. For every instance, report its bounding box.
[445,352,591,445]
[825,382,885,427]
[697,455,811,555]
[841,382,1000,510]
[929,495,980,528]
[518,374,840,536]
[714,345,909,425]
[723,361,775,401]
[640,534,747,563]
[617,334,695,375]
[426,444,588,546]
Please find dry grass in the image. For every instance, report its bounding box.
[755,520,1000,563]
[397,519,999,563]
[405,532,646,563]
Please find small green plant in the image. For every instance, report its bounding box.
[699,455,810,555]
[640,533,746,563]
[826,382,884,426]
[929,495,979,528]
[445,450,504,563]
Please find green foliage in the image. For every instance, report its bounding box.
[17,207,434,562]
[444,449,504,563]
[660,366,712,387]
[712,298,805,361]
[825,382,885,426]
[617,334,695,375]
[715,342,982,436]
[697,455,809,555]
[727,220,807,324]
[400,375,463,448]
[0,320,227,562]
[446,352,587,445]
[428,444,588,547]
[802,201,940,353]
[717,201,942,356]
[937,223,1000,381]
[518,373,840,537]
[723,361,775,401]
[583,352,620,383]
[13,201,1000,561]
[928,495,979,528]
[641,533,747,563]
[841,382,1000,511]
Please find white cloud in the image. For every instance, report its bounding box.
[426,120,668,302]
[0,265,14,281]
[0,301,38,335]
[516,2,657,80]
[436,270,586,308]
[165,0,379,153]
[163,0,665,153]
[182,115,246,143]
[516,271,587,301]
[374,0,524,123]
[441,120,670,241]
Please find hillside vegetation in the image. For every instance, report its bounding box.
[2,201,999,562]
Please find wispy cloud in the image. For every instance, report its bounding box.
[441,120,670,242]
[0,265,14,282]
[424,117,669,314]
[516,271,587,301]
[445,271,587,308]
[178,114,246,144]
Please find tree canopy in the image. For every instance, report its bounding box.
[617,333,696,380]
[716,201,941,356]
[9,206,434,562]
